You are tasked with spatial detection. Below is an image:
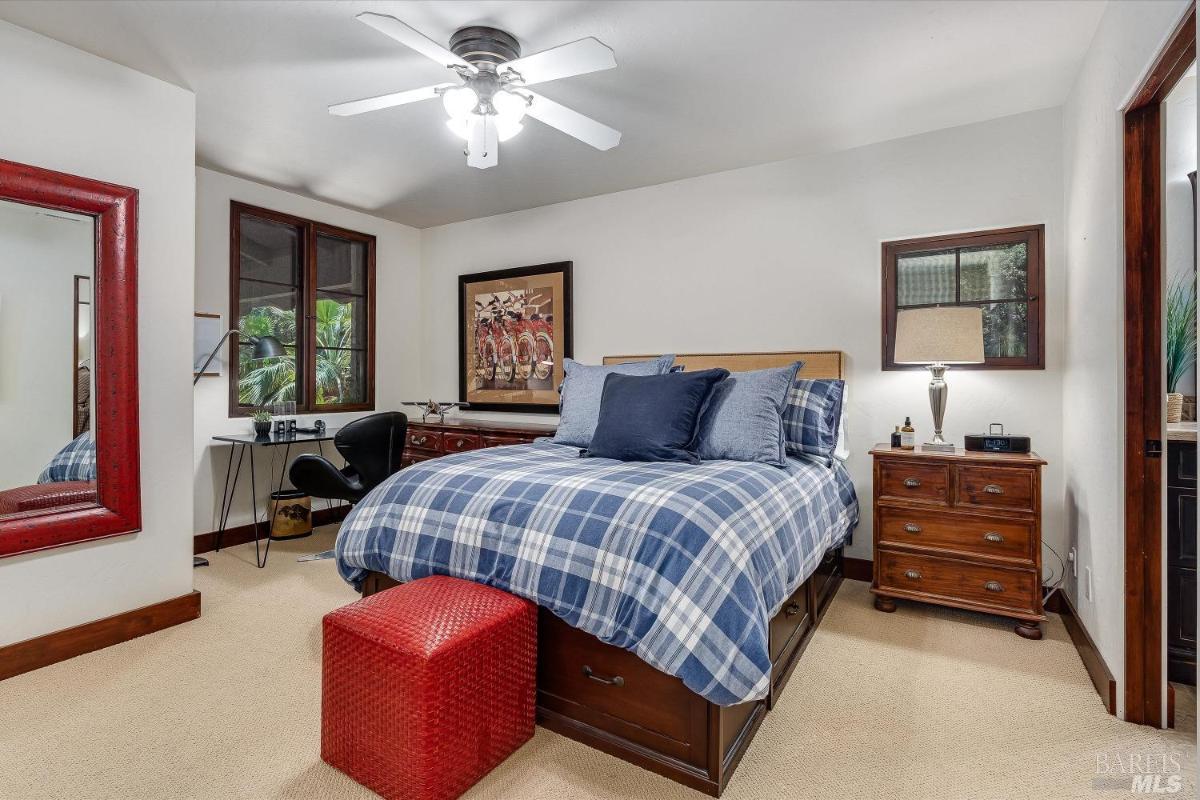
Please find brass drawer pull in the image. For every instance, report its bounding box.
[455,439,465,447]
[983,484,1004,495]
[984,581,1004,593]
[413,435,428,445]
[904,569,921,580]
[903,478,922,488]
[903,523,922,534]
[582,665,624,687]
[983,531,1005,543]
[785,601,803,617]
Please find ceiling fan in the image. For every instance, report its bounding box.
[329,13,621,169]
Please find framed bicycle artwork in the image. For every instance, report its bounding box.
[458,261,573,413]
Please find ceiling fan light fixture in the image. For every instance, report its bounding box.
[333,15,621,169]
[445,117,470,140]
[494,116,523,142]
[441,85,478,119]
[492,89,528,123]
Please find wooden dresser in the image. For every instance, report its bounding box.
[869,444,1047,639]
[403,417,558,467]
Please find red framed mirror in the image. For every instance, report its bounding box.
[0,158,140,556]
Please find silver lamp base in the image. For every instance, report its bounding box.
[921,363,956,452]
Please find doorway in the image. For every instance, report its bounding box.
[1123,4,1196,728]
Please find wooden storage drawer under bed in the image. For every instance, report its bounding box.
[358,543,846,797]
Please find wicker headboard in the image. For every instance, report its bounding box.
[601,351,844,380]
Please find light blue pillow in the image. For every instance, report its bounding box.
[552,354,675,448]
[696,362,803,467]
[783,378,845,464]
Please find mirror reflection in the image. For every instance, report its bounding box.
[0,198,97,517]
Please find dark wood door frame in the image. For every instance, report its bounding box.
[1123,3,1195,727]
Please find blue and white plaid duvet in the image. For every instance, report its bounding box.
[336,442,858,705]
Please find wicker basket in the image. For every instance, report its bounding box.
[1167,393,1184,424]
[269,489,312,540]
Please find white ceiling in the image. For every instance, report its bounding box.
[0,0,1106,228]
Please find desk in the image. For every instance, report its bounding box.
[211,429,339,568]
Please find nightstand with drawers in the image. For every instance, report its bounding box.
[869,444,1047,639]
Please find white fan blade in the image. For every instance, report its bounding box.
[525,91,621,151]
[467,116,499,169]
[499,37,615,86]
[356,13,476,72]
[329,83,453,116]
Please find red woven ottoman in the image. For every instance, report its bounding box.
[321,576,537,800]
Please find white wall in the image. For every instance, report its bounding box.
[193,168,421,534]
[1061,0,1193,718]
[1165,72,1197,397]
[420,108,1067,566]
[0,201,92,489]
[0,21,196,645]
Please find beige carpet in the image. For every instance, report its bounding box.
[0,526,1193,800]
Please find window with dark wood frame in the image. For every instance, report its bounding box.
[229,201,376,416]
[882,224,1045,370]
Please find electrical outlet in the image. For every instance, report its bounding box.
[1084,566,1093,601]
[1068,547,1078,578]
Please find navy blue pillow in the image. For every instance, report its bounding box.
[584,369,730,463]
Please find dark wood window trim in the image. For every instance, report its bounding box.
[882,224,1046,370]
[229,201,376,417]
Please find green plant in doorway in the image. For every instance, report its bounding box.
[1166,271,1197,394]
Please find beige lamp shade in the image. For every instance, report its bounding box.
[894,306,985,364]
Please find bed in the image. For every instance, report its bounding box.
[336,351,856,796]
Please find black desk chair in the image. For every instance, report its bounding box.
[288,411,407,561]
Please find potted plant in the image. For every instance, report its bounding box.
[251,409,272,438]
[1166,272,1197,423]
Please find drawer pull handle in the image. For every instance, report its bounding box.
[785,601,803,617]
[984,581,1004,593]
[904,569,921,580]
[414,435,428,445]
[582,665,624,687]
[455,439,466,447]
[903,523,922,534]
[983,484,1004,495]
[983,531,1005,543]
[903,478,922,488]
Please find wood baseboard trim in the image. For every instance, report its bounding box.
[1045,589,1117,715]
[194,505,350,555]
[0,591,201,682]
[844,556,872,582]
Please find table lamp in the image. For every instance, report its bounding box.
[893,306,985,452]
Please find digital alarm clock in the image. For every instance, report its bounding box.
[964,423,1031,454]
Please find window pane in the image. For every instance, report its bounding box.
[317,235,368,296]
[315,234,368,406]
[959,242,1028,302]
[237,214,302,409]
[238,342,298,408]
[981,302,1028,358]
[896,250,956,306]
[316,347,366,405]
[239,215,301,285]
